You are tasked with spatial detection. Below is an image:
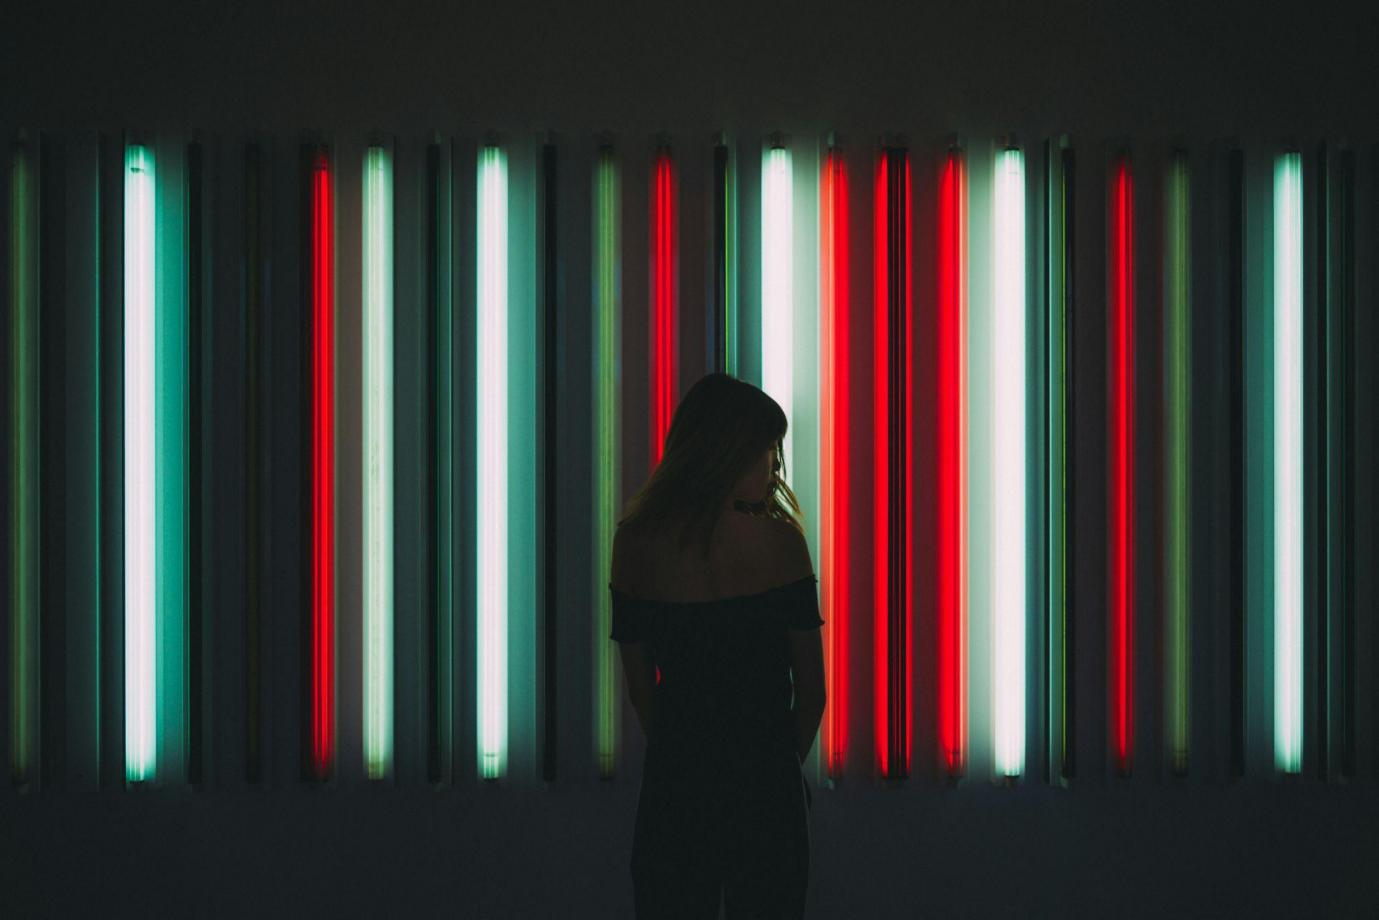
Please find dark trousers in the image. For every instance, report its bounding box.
[630,744,812,919]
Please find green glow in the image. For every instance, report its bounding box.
[363,146,394,780]
[761,145,793,470]
[992,147,1026,779]
[593,148,621,778]
[1273,152,1303,774]
[1165,154,1191,773]
[724,144,739,376]
[1045,139,1069,779]
[10,143,37,784]
[124,144,157,782]
[477,145,509,779]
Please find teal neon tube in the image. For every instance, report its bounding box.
[1165,153,1191,773]
[363,145,394,779]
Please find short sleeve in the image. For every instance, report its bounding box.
[609,584,645,643]
[783,576,824,630]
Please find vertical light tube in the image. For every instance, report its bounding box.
[1164,152,1191,774]
[820,143,849,780]
[593,146,620,778]
[476,144,509,780]
[991,145,1026,779]
[938,146,968,779]
[873,146,913,779]
[711,137,739,376]
[10,140,37,786]
[762,143,793,469]
[650,147,677,467]
[1273,151,1303,775]
[124,143,157,783]
[1044,138,1076,782]
[362,145,394,780]
[1108,154,1135,777]
[244,142,265,783]
[308,147,336,781]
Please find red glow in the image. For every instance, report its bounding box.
[311,151,335,780]
[873,154,887,777]
[873,150,913,779]
[821,149,850,779]
[650,150,678,468]
[937,150,967,779]
[1109,158,1134,775]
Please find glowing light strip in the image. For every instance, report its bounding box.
[1165,152,1191,773]
[363,145,394,779]
[1044,138,1076,781]
[593,146,620,778]
[762,143,793,470]
[309,148,336,781]
[873,147,912,779]
[711,138,739,375]
[1109,155,1134,776]
[1273,151,1303,774]
[650,148,677,467]
[938,146,968,779]
[820,144,849,780]
[992,146,1025,779]
[124,143,157,782]
[477,144,509,779]
[10,141,36,785]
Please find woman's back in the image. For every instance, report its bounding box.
[611,510,821,918]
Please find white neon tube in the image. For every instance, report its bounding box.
[476,145,509,779]
[1273,151,1303,774]
[761,144,792,469]
[992,146,1026,778]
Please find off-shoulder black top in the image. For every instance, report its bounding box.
[608,575,824,756]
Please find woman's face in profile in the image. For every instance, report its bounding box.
[733,443,780,505]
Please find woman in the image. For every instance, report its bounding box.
[609,373,826,919]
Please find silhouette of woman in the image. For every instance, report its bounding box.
[609,373,826,919]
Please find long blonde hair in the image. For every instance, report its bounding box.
[618,373,803,555]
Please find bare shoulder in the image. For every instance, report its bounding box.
[758,516,814,583]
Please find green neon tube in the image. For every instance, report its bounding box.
[761,144,792,469]
[10,142,37,785]
[363,145,394,779]
[593,147,620,778]
[124,143,157,782]
[477,145,508,780]
[991,146,1026,779]
[724,142,739,376]
[1273,152,1303,774]
[1165,153,1191,773]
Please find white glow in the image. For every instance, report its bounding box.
[761,145,793,470]
[992,147,1026,778]
[124,144,157,782]
[477,146,509,779]
[1273,152,1303,774]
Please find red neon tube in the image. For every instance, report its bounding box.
[311,149,335,779]
[873,148,913,779]
[1109,157,1134,775]
[821,147,850,779]
[650,149,678,467]
[937,148,968,779]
